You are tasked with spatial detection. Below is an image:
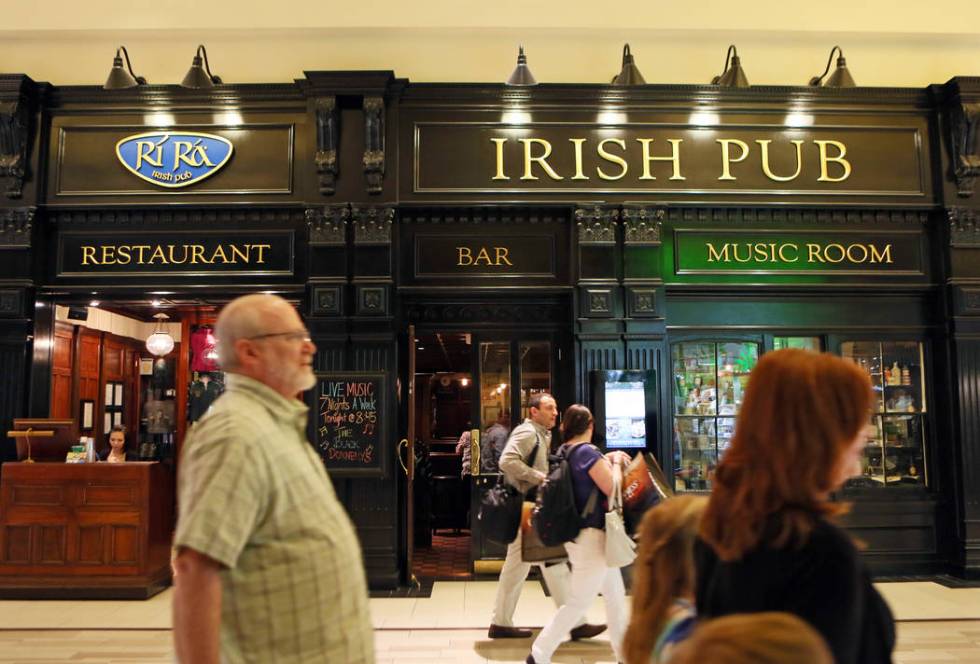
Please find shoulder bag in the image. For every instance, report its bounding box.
[604,461,637,567]
[478,434,540,545]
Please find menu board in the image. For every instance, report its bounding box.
[312,372,388,478]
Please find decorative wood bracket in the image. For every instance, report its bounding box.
[0,98,30,199]
[352,206,394,245]
[314,97,339,195]
[0,207,33,248]
[622,206,665,245]
[306,205,350,246]
[574,205,617,244]
[951,102,980,197]
[363,96,385,195]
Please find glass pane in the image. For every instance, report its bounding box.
[773,336,822,352]
[674,416,717,492]
[717,342,758,416]
[846,416,886,489]
[479,342,510,432]
[881,342,926,413]
[841,341,885,413]
[519,342,551,421]
[717,417,736,460]
[883,415,925,486]
[672,342,717,416]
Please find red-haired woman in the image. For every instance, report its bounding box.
[696,349,895,664]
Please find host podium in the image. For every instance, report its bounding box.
[0,462,173,598]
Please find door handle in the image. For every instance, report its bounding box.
[396,438,409,476]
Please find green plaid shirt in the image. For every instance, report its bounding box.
[175,374,374,664]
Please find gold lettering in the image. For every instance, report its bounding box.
[520,138,563,180]
[717,139,750,180]
[173,140,216,169]
[457,247,473,266]
[148,246,169,264]
[230,245,249,264]
[637,138,685,180]
[491,138,510,180]
[190,245,208,264]
[869,244,893,264]
[252,244,270,264]
[100,246,117,265]
[778,244,799,262]
[210,245,229,264]
[134,141,163,169]
[569,138,589,180]
[116,246,131,265]
[134,245,152,263]
[753,243,771,262]
[815,140,852,182]
[731,244,753,263]
[706,243,730,263]
[168,245,189,264]
[807,244,825,263]
[823,243,846,263]
[596,138,628,180]
[846,244,869,263]
[81,246,96,266]
[757,139,804,182]
[495,247,514,266]
[474,247,493,265]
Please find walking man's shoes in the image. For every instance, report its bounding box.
[488,624,533,639]
[569,623,607,640]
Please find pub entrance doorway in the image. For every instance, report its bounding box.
[402,322,570,581]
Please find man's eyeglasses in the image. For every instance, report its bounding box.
[246,330,312,344]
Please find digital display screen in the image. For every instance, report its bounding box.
[604,380,647,449]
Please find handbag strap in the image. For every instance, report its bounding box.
[526,431,541,468]
[609,462,624,512]
[565,442,599,519]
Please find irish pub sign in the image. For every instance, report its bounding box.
[116,132,233,188]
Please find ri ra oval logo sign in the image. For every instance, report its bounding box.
[115,132,233,188]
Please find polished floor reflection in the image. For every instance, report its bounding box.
[0,581,977,662]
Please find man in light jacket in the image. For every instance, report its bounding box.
[488,392,606,641]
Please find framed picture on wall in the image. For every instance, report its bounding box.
[113,411,123,427]
[104,412,112,433]
[104,383,113,407]
[80,400,94,431]
[140,358,154,376]
[113,384,124,407]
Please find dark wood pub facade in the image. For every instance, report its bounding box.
[1,66,979,590]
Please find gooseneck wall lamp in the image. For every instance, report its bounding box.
[611,44,646,86]
[103,46,146,90]
[711,44,750,88]
[809,46,856,87]
[180,44,223,89]
[505,46,538,86]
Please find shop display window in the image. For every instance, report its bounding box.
[773,336,822,352]
[841,341,927,488]
[672,341,759,491]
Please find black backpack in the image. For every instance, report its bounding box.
[531,444,598,547]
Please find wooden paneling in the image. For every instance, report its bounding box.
[77,526,103,563]
[50,324,74,420]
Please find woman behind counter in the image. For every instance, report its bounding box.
[99,424,137,462]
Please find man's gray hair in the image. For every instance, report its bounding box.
[214,294,283,371]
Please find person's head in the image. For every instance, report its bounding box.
[497,410,511,426]
[668,612,833,664]
[215,294,317,398]
[701,349,873,560]
[559,404,593,443]
[109,424,126,451]
[622,496,707,664]
[528,393,558,429]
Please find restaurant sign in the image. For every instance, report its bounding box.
[115,132,234,188]
[57,230,294,277]
[673,230,924,276]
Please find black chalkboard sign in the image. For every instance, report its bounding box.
[311,372,389,478]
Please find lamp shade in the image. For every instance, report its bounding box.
[103,46,145,90]
[712,45,750,88]
[181,45,222,88]
[146,313,174,356]
[809,47,856,87]
[506,46,537,86]
[612,44,646,86]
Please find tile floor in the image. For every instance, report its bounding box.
[413,532,473,579]
[0,580,978,662]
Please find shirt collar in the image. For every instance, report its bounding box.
[525,418,551,438]
[224,373,309,429]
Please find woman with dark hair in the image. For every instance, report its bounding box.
[99,424,137,462]
[696,349,895,664]
[526,404,632,664]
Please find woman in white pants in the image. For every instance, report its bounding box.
[527,404,631,664]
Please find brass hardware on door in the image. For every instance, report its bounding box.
[396,438,409,475]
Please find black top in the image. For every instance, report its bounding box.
[695,516,895,664]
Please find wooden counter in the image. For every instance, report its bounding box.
[0,462,173,599]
